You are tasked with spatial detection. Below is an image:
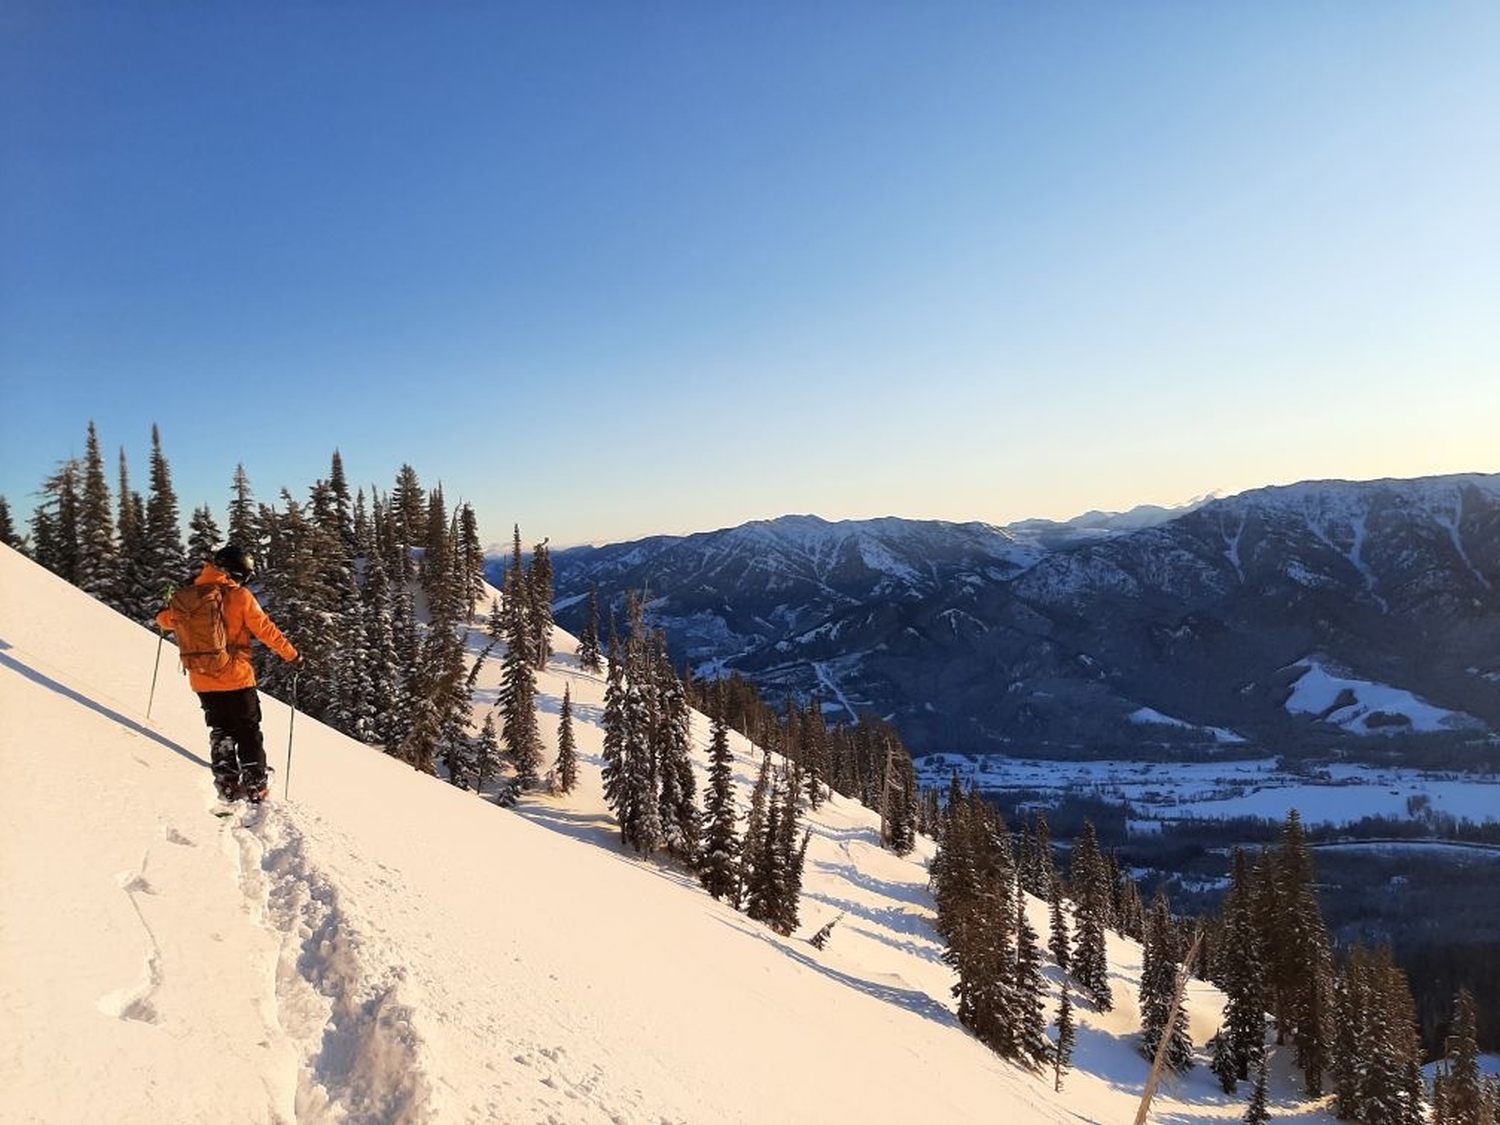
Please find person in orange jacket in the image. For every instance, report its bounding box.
[157,544,301,803]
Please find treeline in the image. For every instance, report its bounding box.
[5,421,560,793]
[1200,811,1500,1124]
[585,593,808,937]
[684,671,923,853]
[930,796,1500,1120]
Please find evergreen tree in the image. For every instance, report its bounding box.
[739,750,774,909]
[327,450,356,554]
[186,504,221,569]
[360,550,404,750]
[500,542,542,788]
[142,424,187,593]
[75,421,117,602]
[391,463,426,547]
[31,458,80,583]
[801,698,830,809]
[699,709,740,901]
[1216,849,1268,1086]
[1053,985,1076,1093]
[474,712,504,796]
[528,537,554,668]
[1048,873,1071,973]
[1244,1053,1271,1125]
[255,493,341,720]
[1139,892,1194,1073]
[809,913,842,950]
[1070,821,1113,1011]
[600,632,627,823]
[1444,989,1494,1125]
[227,463,258,550]
[609,593,663,856]
[654,637,699,862]
[0,495,23,552]
[1013,876,1051,1069]
[456,503,484,619]
[577,587,603,673]
[554,684,579,795]
[932,787,1019,1059]
[114,449,151,621]
[1259,810,1334,1097]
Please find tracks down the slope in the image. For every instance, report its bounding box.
[230,807,431,1124]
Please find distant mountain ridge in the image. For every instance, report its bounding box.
[536,475,1500,758]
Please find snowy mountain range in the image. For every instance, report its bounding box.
[0,543,1339,1123]
[545,475,1500,758]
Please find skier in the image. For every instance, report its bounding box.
[156,544,300,803]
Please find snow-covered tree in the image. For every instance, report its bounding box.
[699,710,740,902]
[553,684,578,795]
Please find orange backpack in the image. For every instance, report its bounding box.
[169,585,231,674]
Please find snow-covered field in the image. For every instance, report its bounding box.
[915,753,1500,833]
[1283,656,1484,734]
[0,544,1336,1123]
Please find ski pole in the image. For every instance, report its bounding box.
[284,670,299,800]
[146,584,175,720]
[146,629,165,720]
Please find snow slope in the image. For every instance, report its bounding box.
[0,545,1334,1124]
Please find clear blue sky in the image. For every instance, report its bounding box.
[3,1,1496,549]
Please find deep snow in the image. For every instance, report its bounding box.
[0,545,1336,1123]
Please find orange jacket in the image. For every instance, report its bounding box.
[156,563,299,692]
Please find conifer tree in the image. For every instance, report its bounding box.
[554,683,579,795]
[739,751,774,909]
[391,463,426,548]
[933,787,1020,1059]
[1259,810,1334,1097]
[1443,989,1493,1125]
[228,463,257,550]
[654,637,699,862]
[1139,892,1194,1073]
[528,537,554,668]
[75,421,117,602]
[327,450,356,554]
[31,458,80,584]
[456,503,484,619]
[1048,873,1071,973]
[186,504,221,569]
[142,424,187,593]
[500,542,542,788]
[359,550,403,749]
[578,587,603,673]
[801,698,830,809]
[1244,1054,1271,1125]
[1070,821,1113,1010]
[498,529,540,778]
[699,709,740,901]
[1014,876,1052,1070]
[614,599,663,856]
[113,449,151,621]
[1216,848,1268,1087]
[601,634,627,822]
[810,913,843,950]
[1053,984,1076,1093]
[474,712,504,796]
[0,495,23,552]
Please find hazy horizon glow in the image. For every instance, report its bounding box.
[2,2,1496,549]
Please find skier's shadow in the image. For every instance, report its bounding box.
[0,647,209,768]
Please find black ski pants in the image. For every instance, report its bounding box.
[197,686,267,790]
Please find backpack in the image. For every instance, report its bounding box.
[169,584,232,674]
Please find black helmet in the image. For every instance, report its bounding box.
[212,544,257,583]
